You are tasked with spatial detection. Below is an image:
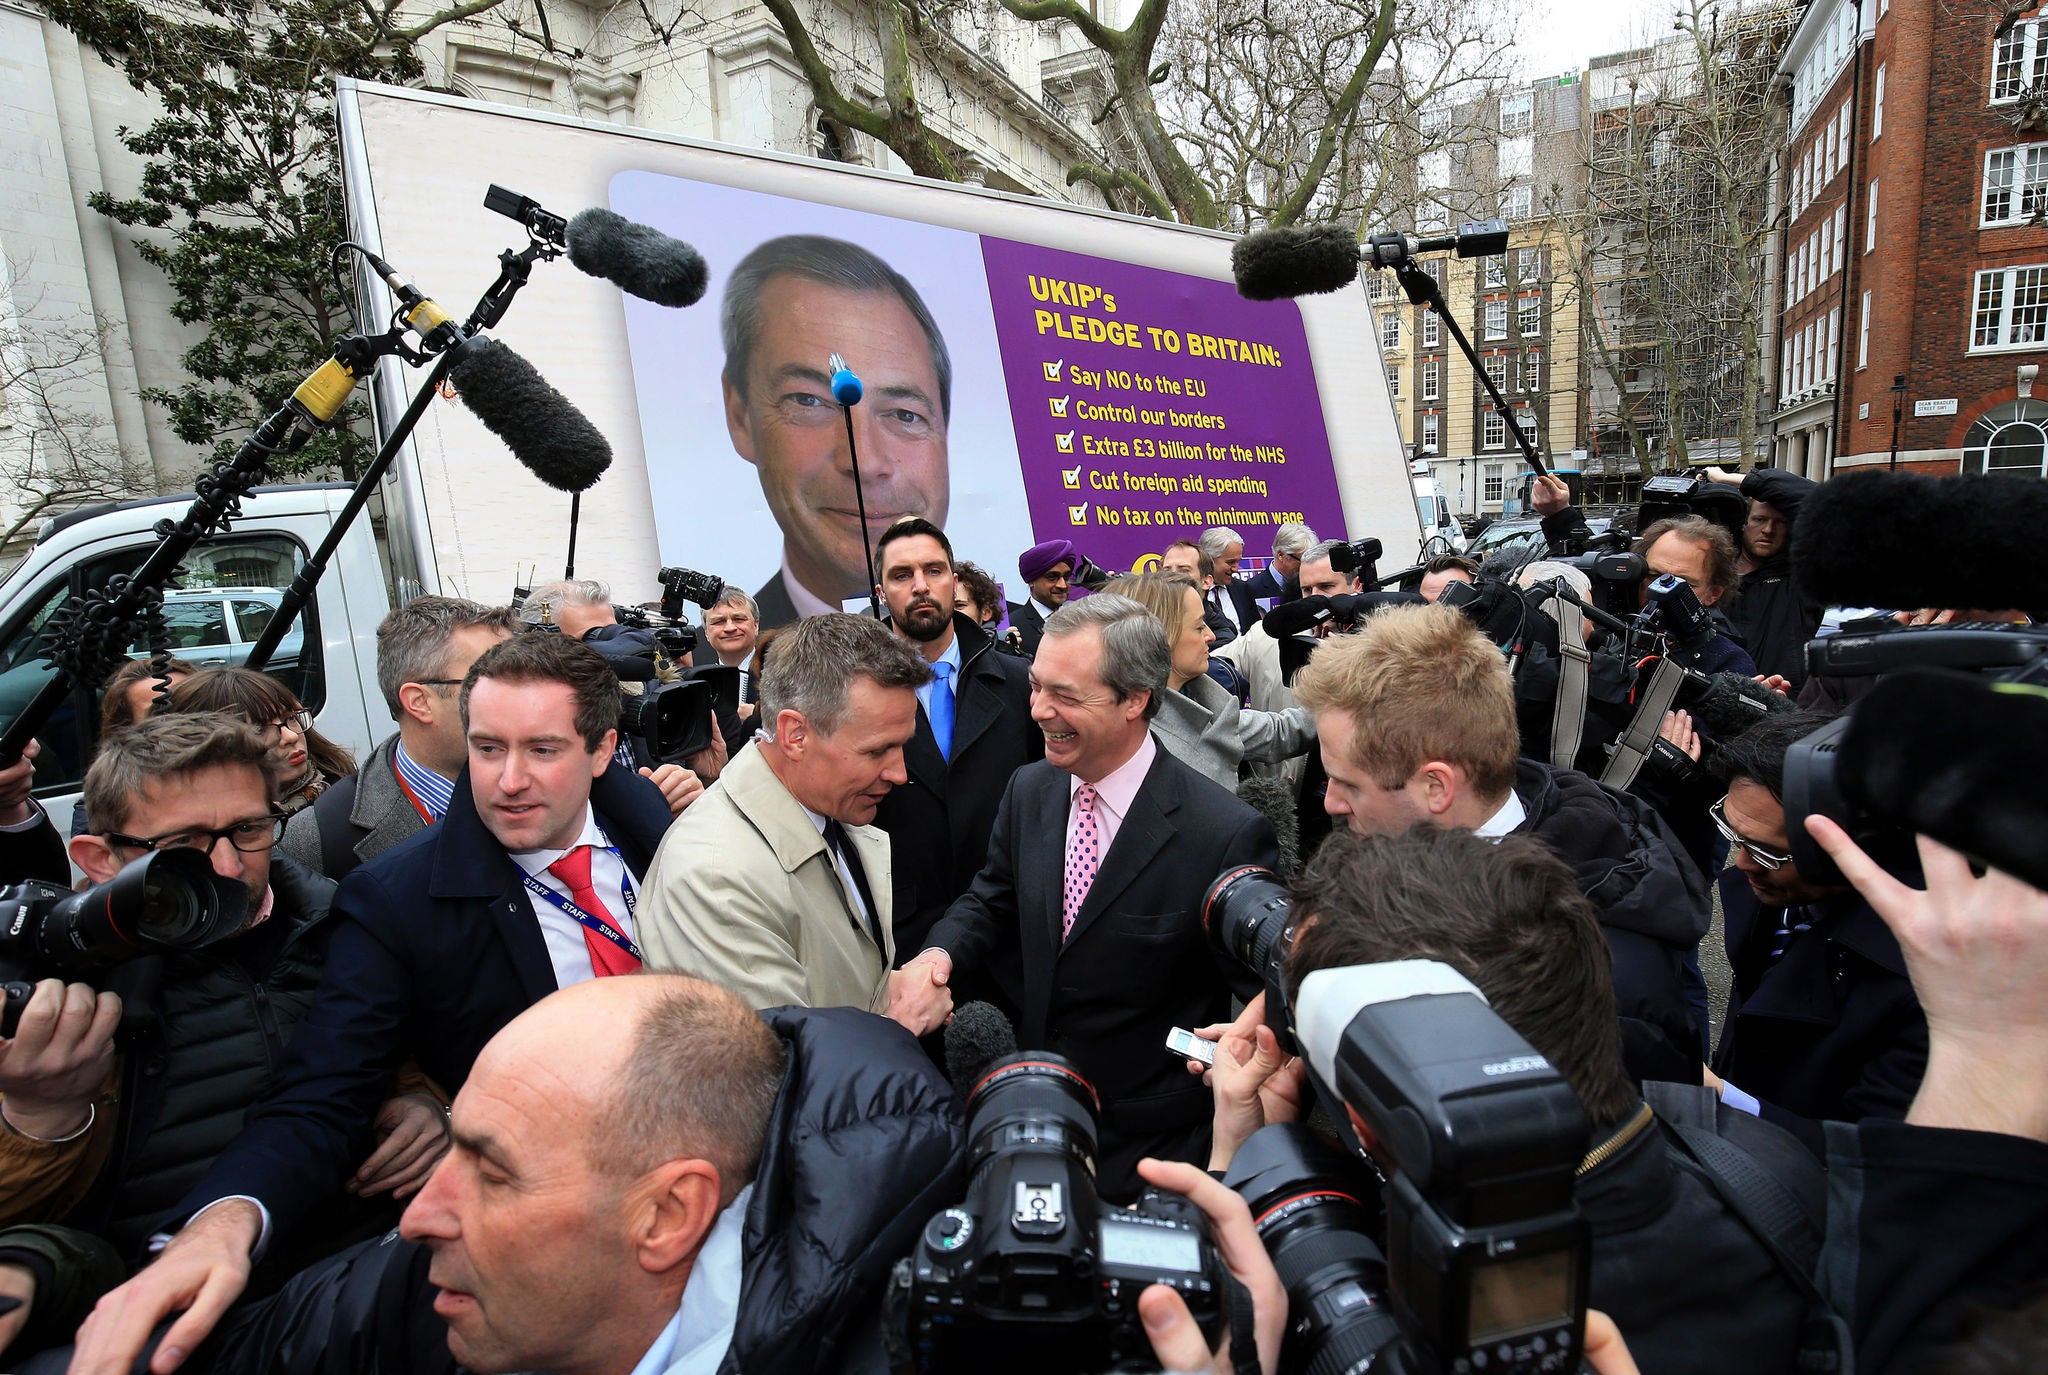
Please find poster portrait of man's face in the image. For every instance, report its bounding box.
[719,235,953,615]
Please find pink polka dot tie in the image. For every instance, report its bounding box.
[1063,783,1102,943]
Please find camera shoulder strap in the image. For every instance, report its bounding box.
[1542,593,1590,770]
[1642,1082,1854,1373]
[1600,656,1687,791]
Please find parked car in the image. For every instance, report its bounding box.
[127,586,304,670]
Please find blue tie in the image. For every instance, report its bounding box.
[928,660,957,761]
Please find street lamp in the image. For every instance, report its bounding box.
[1888,374,1907,473]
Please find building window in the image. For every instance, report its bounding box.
[1516,247,1541,282]
[1858,289,1872,369]
[1873,63,1886,138]
[1962,400,2048,474]
[1422,356,1441,401]
[1866,179,1879,251]
[1820,218,1834,282]
[1782,338,1794,399]
[1386,363,1402,397]
[1524,350,1542,393]
[1993,19,2048,104]
[1515,408,1537,444]
[1421,412,1440,453]
[1483,464,1505,500]
[1826,307,1841,382]
[1833,205,1848,272]
[1483,411,1509,451]
[1983,145,2048,227]
[1484,299,1508,339]
[1422,309,1441,348]
[1504,184,1534,220]
[1500,90,1533,135]
[1381,310,1401,349]
[1518,293,1542,336]
[1499,136,1533,180]
[1972,264,2048,350]
[1484,257,1507,288]
[1484,351,1509,391]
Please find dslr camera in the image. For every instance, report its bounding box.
[1202,869,1593,1375]
[2,848,248,1036]
[899,1053,1223,1373]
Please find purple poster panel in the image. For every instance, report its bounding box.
[979,237,1341,571]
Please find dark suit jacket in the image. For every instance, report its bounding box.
[1712,871,1928,1156]
[755,571,799,629]
[874,617,1041,1006]
[279,735,424,881]
[177,760,672,1239]
[1208,580,1261,639]
[926,744,1276,1201]
[1006,599,1048,656]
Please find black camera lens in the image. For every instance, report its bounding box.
[1202,866,1297,1051]
[1227,1124,1404,1375]
[964,1054,1101,1178]
[36,848,245,969]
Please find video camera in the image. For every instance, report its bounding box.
[898,1052,1223,1373]
[1782,620,2048,888]
[1201,869,1593,1375]
[1,848,249,1037]
[656,565,724,622]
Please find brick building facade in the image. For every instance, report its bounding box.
[1775,0,2048,476]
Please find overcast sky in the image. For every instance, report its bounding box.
[1512,0,1682,78]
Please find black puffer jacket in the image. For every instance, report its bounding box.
[1512,760,1710,1081]
[172,1006,965,1375]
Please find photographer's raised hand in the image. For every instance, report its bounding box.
[1807,815,2048,1143]
[1189,994,1305,1172]
[0,980,118,1139]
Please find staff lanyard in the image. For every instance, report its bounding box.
[521,835,643,964]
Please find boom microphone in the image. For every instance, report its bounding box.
[943,1001,1019,1102]
[1231,224,1363,301]
[446,338,613,493]
[1836,670,2048,891]
[565,208,709,309]
[1792,472,2048,613]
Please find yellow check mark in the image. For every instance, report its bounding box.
[1055,431,1076,454]
[1043,358,1065,381]
[1063,466,1082,488]
[1068,502,1090,525]
[1050,395,1071,418]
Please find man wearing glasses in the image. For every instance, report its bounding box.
[1704,710,1928,1156]
[0,713,443,1363]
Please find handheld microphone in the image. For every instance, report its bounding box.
[1792,472,2048,613]
[943,1002,1020,1102]
[826,354,882,618]
[1262,594,1336,638]
[1683,669,1794,737]
[446,337,613,493]
[563,207,709,309]
[1231,224,1363,301]
[829,352,864,406]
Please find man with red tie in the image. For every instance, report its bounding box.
[906,594,1276,1202]
[75,634,676,1358]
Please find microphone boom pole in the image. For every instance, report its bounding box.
[1385,256,1550,480]
[830,354,883,619]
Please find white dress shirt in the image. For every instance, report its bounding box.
[625,1183,753,1375]
[798,804,875,931]
[1473,790,1529,841]
[510,804,637,988]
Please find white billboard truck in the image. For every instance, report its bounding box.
[1,80,1412,815]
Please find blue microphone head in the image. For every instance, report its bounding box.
[828,352,863,406]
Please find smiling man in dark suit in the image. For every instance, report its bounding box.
[906,593,1276,1201]
[869,518,1041,1008]
[69,633,676,1368]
